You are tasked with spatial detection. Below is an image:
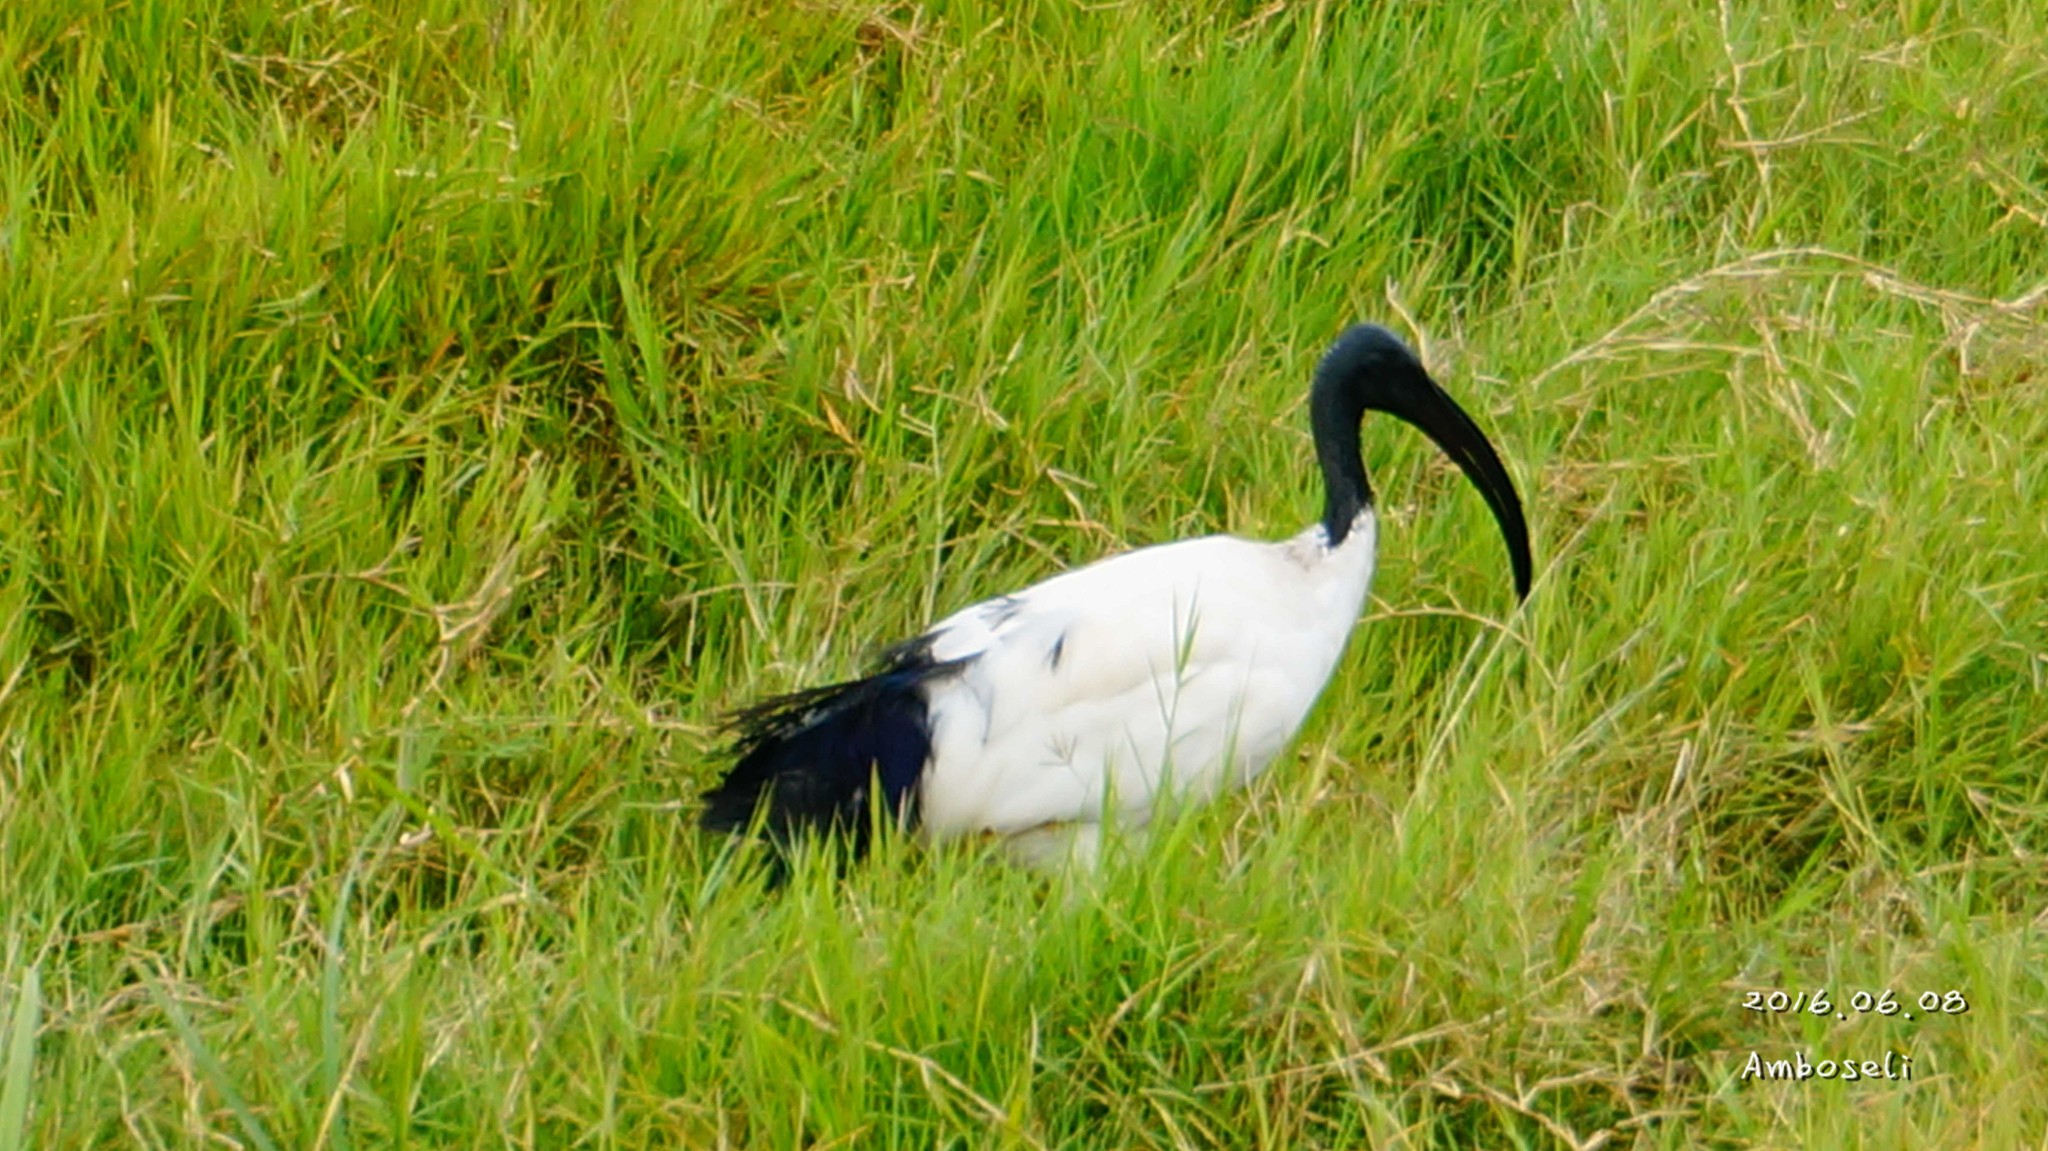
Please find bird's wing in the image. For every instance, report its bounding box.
[915,537,1290,837]
[923,541,1251,727]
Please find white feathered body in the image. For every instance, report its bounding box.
[916,513,1378,864]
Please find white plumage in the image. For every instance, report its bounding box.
[699,323,1532,871]
[917,522,1377,865]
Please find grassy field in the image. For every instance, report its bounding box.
[3,0,2046,1145]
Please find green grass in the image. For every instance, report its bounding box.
[3,0,2045,1145]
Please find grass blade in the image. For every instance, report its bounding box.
[0,964,40,1151]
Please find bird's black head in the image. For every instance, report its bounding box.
[1310,324,1534,600]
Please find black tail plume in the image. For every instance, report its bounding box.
[699,639,956,865]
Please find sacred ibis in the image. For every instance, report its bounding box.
[701,324,1533,868]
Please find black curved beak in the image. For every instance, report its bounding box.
[1326,325,1533,601]
[1368,376,1533,601]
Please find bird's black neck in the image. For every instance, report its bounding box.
[1311,349,1374,548]
[1303,324,1534,599]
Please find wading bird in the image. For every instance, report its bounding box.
[701,324,1533,869]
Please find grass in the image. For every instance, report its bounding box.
[2,0,2045,1145]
